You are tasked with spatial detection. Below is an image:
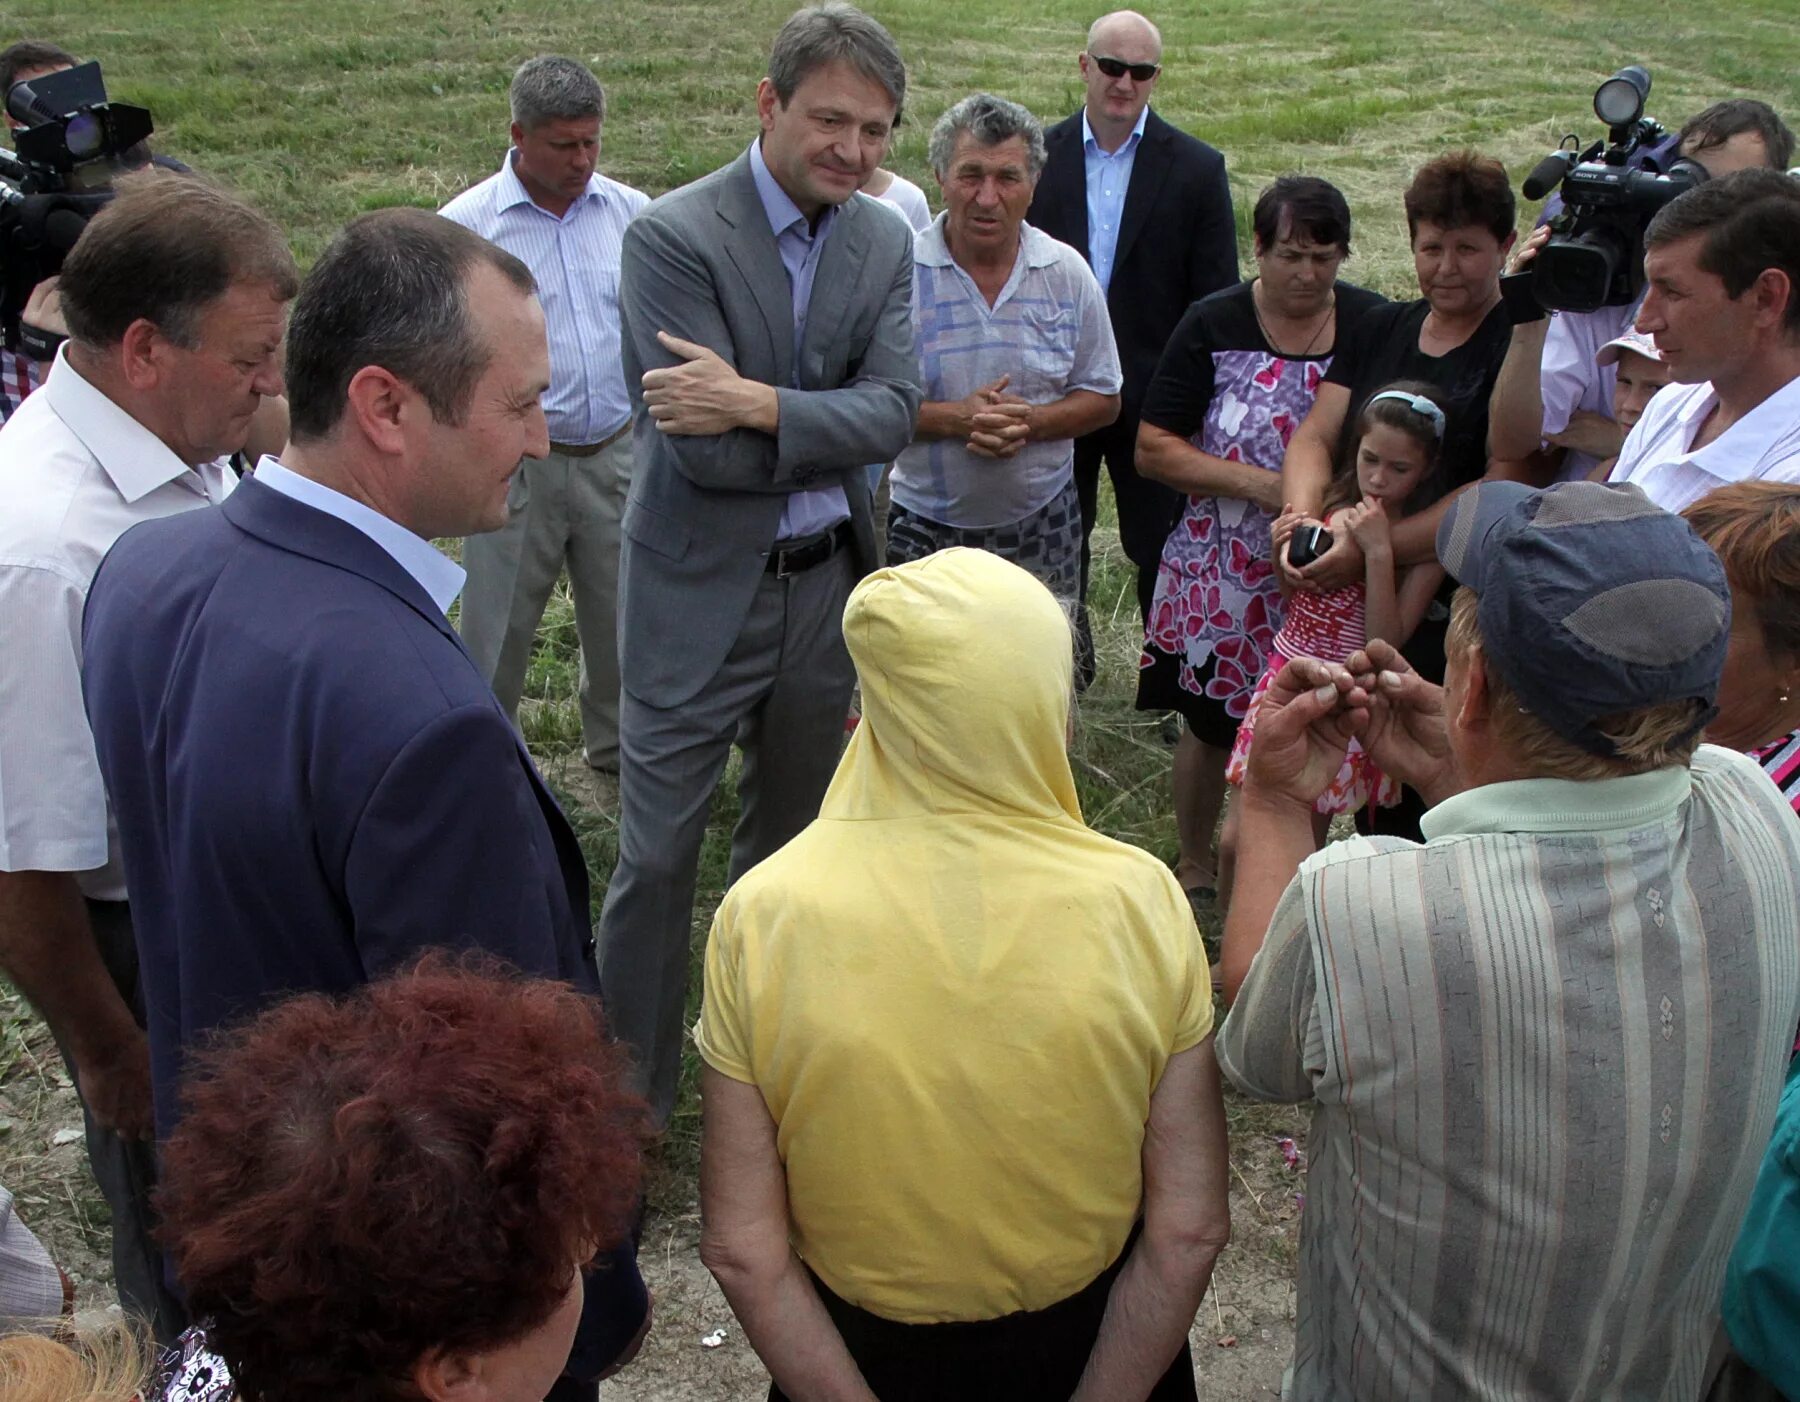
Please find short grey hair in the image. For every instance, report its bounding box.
[927,94,1046,181]
[509,55,605,129]
[768,3,905,113]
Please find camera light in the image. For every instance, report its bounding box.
[1594,66,1650,128]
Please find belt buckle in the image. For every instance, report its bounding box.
[772,543,798,579]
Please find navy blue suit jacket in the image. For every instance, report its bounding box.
[81,475,645,1375]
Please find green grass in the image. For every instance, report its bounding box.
[11,0,1798,1209]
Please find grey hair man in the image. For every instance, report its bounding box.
[596,3,922,1127]
[0,172,295,1341]
[886,93,1120,598]
[80,207,652,1393]
[1219,479,1800,1400]
[1026,9,1238,685]
[440,56,649,803]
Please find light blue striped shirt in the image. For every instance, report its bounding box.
[892,217,1121,530]
[255,458,466,614]
[747,139,851,542]
[440,153,648,445]
[1081,107,1147,295]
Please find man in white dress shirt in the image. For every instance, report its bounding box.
[440,57,649,802]
[1610,169,1800,511]
[0,173,295,1338]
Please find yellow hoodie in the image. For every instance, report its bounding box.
[695,548,1212,1323]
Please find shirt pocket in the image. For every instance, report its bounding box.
[1017,304,1078,400]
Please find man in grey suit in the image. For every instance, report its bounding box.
[600,2,922,1125]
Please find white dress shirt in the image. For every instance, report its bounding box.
[439,153,649,445]
[253,459,466,614]
[1081,106,1148,295]
[1610,372,1800,512]
[0,350,235,901]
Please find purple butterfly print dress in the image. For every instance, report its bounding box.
[1134,280,1385,748]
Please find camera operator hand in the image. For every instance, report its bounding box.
[1504,225,1552,278]
[20,275,67,357]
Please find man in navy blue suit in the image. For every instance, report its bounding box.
[81,208,650,1395]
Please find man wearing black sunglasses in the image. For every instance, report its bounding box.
[1028,9,1239,688]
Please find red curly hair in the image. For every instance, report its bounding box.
[156,958,648,1401]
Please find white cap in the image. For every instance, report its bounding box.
[1596,328,1663,367]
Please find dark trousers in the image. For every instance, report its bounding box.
[1074,416,1182,627]
[769,1233,1198,1402]
[51,900,186,1343]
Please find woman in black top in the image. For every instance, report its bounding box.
[1277,150,1520,838]
[1281,152,1518,563]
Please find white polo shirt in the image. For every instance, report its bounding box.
[1610,371,1800,512]
[0,350,235,901]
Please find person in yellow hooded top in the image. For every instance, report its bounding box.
[695,547,1230,1402]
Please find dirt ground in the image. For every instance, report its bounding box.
[2,986,1301,1399]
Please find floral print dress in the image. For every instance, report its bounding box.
[1135,281,1384,747]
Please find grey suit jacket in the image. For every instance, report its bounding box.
[616,150,922,708]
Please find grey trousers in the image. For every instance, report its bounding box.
[598,548,857,1125]
[51,900,186,1343]
[460,437,633,772]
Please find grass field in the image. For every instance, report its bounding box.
[4,1,1799,1395]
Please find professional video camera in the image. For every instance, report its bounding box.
[1521,66,1706,313]
[0,60,153,352]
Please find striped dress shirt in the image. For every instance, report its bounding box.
[440,153,648,446]
[1220,746,1800,1401]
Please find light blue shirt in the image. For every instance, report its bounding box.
[254,458,466,614]
[1081,107,1148,295]
[893,218,1122,529]
[747,139,852,542]
[439,153,648,446]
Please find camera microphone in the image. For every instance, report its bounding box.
[1523,150,1576,201]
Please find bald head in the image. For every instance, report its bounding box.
[1079,10,1162,143]
[1086,10,1161,57]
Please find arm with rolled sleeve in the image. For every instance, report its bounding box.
[1217,876,1322,1104]
[618,210,921,493]
[1,562,152,1140]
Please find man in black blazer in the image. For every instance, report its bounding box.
[81,210,649,1397]
[1027,9,1239,682]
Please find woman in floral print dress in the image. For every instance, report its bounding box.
[1136,177,1382,908]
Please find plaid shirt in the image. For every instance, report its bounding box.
[0,348,41,424]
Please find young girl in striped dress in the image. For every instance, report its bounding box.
[1217,381,1449,908]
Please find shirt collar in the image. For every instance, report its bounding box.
[495,149,604,217]
[40,346,213,504]
[1672,374,1800,478]
[1081,105,1149,156]
[915,213,1059,273]
[1419,762,1694,841]
[252,458,466,614]
[748,138,835,242]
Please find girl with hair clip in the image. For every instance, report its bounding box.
[1215,380,1448,911]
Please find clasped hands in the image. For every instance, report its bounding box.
[642,330,778,435]
[960,373,1034,459]
[1241,643,1460,813]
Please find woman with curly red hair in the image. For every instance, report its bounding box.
[151,959,650,1402]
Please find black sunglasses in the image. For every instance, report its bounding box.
[1089,53,1160,82]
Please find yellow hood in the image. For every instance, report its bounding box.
[824,548,1080,824]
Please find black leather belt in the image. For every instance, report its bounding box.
[766,520,852,578]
